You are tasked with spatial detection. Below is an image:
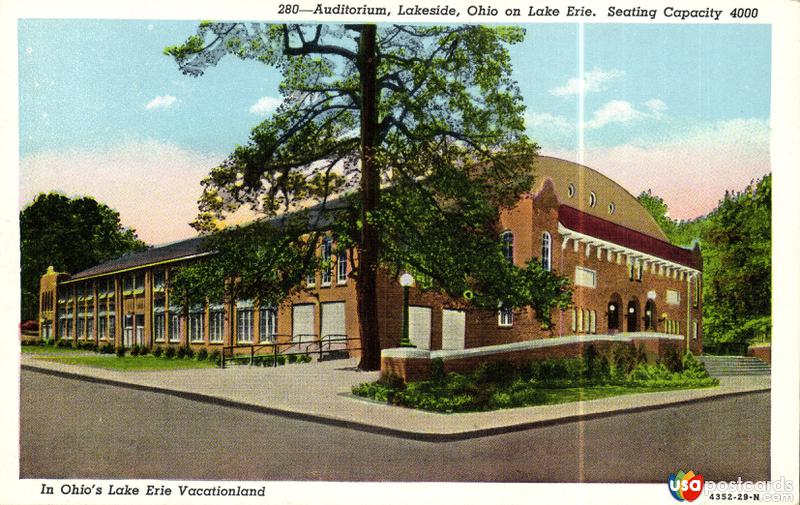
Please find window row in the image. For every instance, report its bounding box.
[570,308,598,334]
[566,183,616,215]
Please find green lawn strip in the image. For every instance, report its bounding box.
[536,383,716,405]
[21,345,97,355]
[33,355,215,371]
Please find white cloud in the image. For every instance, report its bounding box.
[145,95,177,110]
[249,96,282,115]
[19,141,225,244]
[545,118,770,220]
[585,99,668,129]
[585,100,644,129]
[644,98,667,113]
[550,68,625,97]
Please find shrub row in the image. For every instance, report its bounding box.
[246,353,313,367]
[353,345,718,413]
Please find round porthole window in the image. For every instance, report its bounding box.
[567,183,576,198]
[608,202,616,214]
[589,191,597,208]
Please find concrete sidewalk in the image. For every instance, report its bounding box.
[20,354,770,441]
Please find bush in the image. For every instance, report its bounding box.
[99,343,115,354]
[152,345,163,358]
[184,347,195,360]
[176,346,186,359]
[430,357,445,382]
[139,346,149,356]
[659,342,684,373]
[165,346,176,359]
[56,339,71,348]
[129,344,140,356]
[196,347,208,361]
[208,349,221,366]
[286,353,298,364]
[275,355,286,366]
[298,353,312,363]
[116,346,126,357]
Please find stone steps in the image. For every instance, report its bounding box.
[698,355,770,376]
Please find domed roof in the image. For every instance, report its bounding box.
[532,156,669,241]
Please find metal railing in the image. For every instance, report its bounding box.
[220,334,361,368]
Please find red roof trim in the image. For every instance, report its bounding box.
[558,205,700,270]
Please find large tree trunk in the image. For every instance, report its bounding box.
[356,25,381,371]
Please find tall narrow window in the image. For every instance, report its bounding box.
[209,303,225,343]
[259,306,278,343]
[501,231,514,264]
[153,299,165,343]
[337,250,348,284]
[236,300,254,343]
[541,232,552,271]
[168,305,181,343]
[189,305,205,343]
[498,306,513,327]
[321,237,332,286]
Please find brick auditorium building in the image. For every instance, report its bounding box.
[37,157,702,375]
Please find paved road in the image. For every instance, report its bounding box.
[20,369,770,482]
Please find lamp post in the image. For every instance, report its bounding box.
[399,273,415,347]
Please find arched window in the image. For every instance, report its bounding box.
[576,308,583,333]
[501,230,514,264]
[590,310,597,334]
[541,232,552,271]
[571,308,577,332]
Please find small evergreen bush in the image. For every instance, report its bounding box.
[152,345,163,358]
[165,346,176,359]
[196,347,208,361]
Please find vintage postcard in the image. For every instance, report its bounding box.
[3,0,798,504]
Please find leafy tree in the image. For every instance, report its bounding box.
[637,189,677,239]
[166,23,571,369]
[19,193,147,321]
[637,175,771,347]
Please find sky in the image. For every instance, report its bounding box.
[18,20,772,244]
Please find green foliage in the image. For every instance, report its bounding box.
[98,343,115,354]
[209,349,221,365]
[176,347,187,359]
[152,345,164,358]
[115,346,126,357]
[19,193,146,321]
[166,23,572,355]
[129,344,140,357]
[638,175,771,348]
[184,347,195,360]
[659,342,684,373]
[354,353,717,412]
[165,346,176,359]
[196,347,209,361]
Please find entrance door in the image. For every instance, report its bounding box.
[441,309,466,350]
[408,306,432,350]
[123,314,133,347]
[608,301,620,332]
[626,300,640,332]
[292,304,315,343]
[321,302,346,342]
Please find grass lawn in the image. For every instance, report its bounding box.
[32,355,217,371]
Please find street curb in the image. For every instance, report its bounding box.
[22,364,771,443]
